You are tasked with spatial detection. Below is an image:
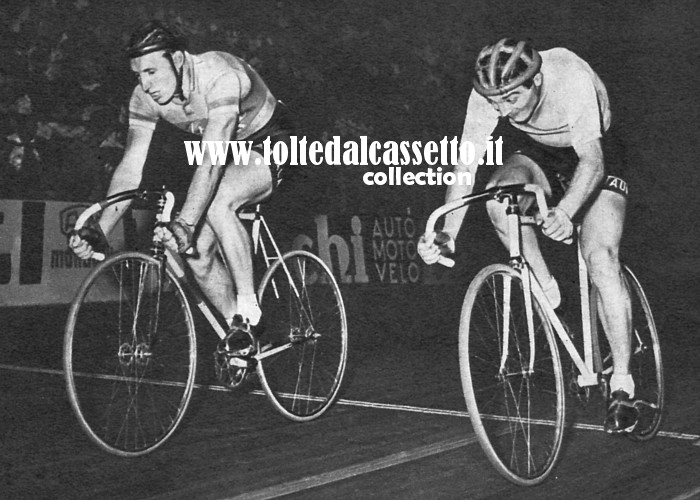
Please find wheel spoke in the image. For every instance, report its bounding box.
[64,252,197,456]
[257,251,348,421]
[460,265,564,485]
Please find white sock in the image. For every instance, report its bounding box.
[541,276,561,309]
[610,373,635,398]
[236,294,262,326]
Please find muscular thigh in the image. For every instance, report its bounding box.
[207,149,273,225]
[579,189,626,255]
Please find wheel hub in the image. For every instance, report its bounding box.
[117,342,151,366]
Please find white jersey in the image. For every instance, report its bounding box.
[458,47,611,168]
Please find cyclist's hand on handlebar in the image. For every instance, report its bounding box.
[155,218,195,254]
[418,231,455,265]
[69,222,108,260]
[69,233,94,260]
[542,206,574,242]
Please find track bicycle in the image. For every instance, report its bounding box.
[63,188,348,457]
[424,183,663,486]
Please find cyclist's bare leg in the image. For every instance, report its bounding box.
[485,154,558,300]
[579,190,632,391]
[205,148,272,323]
[187,223,237,320]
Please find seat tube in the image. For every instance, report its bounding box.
[503,194,536,372]
[577,227,594,374]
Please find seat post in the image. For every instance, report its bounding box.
[251,204,262,254]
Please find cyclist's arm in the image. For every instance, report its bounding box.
[418,151,478,265]
[557,138,604,219]
[555,67,607,219]
[177,112,237,226]
[442,91,498,240]
[442,163,477,239]
[178,71,244,227]
[99,125,153,234]
[542,138,603,241]
[69,126,151,259]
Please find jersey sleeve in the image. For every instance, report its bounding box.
[457,90,500,168]
[128,87,159,131]
[204,70,248,120]
[563,69,605,150]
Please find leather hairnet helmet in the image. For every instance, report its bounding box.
[125,20,186,58]
[473,38,542,96]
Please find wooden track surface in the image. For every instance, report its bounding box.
[1,295,699,499]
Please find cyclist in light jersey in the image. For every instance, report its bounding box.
[70,20,293,352]
[419,38,637,434]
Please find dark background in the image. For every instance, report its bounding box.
[1,0,698,336]
[2,1,697,238]
[1,0,697,329]
[1,1,699,497]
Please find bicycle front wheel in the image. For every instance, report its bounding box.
[257,250,348,421]
[591,265,664,440]
[64,252,197,456]
[460,264,565,486]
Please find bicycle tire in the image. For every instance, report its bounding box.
[256,250,348,422]
[64,251,197,456]
[590,265,664,440]
[459,264,565,486]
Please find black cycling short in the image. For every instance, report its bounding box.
[490,118,629,204]
[242,101,295,193]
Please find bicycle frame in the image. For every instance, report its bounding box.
[239,205,302,306]
[73,189,310,361]
[424,183,599,388]
[429,183,663,485]
[237,205,314,362]
[524,248,599,388]
[66,188,350,455]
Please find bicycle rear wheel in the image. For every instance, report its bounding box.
[257,250,348,421]
[64,252,197,456]
[460,264,565,486]
[591,265,664,440]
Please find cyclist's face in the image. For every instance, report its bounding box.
[130,51,179,105]
[487,74,542,123]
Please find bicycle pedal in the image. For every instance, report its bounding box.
[229,354,257,369]
[214,349,254,390]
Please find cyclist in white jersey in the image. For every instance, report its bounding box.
[69,20,293,356]
[418,38,637,434]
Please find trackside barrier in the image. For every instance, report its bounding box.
[1,199,460,307]
[0,199,155,306]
